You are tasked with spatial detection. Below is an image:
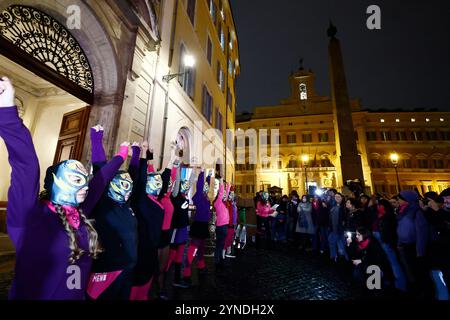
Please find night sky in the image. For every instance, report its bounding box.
[230,0,450,114]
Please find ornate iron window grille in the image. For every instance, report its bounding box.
[0,5,93,94]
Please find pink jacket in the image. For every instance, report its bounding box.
[256,202,274,218]
[214,182,230,227]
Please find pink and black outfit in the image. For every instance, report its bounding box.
[129,157,171,299]
[158,166,178,249]
[87,131,139,300]
[214,182,230,266]
[166,185,190,286]
[256,201,275,246]
[183,171,211,279]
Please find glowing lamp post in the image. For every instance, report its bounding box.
[390,152,400,193]
[301,154,309,195]
[160,55,196,169]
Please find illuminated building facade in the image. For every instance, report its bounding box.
[235,67,450,198]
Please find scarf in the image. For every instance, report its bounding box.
[358,238,370,251]
[45,200,81,229]
[312,201,320,210]
[147,194,164,210]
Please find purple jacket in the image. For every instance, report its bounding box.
[397,203,429,257]
[0,107,124,300]
[192,172,211,223]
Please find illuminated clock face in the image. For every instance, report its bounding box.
[299,83,307,100]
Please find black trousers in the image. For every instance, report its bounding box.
[256,216,271,247]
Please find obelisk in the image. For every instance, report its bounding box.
[328,22,364,189]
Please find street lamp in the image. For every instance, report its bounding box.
[162,54,196,83]
[159,54,196,169]
[301,154,309,195]
[390,152,401,193]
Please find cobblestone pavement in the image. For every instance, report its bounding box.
[0,243,364,300]
[167,242,363,300]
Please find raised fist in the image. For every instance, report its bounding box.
[0,76,15,108]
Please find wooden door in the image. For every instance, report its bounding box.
[53,106,91,164]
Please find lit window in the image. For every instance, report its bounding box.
[380,119,385,123]
[411,118,416,122]
[395,119,400,123]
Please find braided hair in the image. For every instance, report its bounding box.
[53,205,103,264]
[41,163,103,264]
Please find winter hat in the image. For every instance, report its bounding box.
[398,190,419,203]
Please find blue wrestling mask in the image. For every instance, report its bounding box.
[51,160,90,207]
[108,171,133,204]
[180,167,192,195]
[262,192,269,202]
[146,173,163,196]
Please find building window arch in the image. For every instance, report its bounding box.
[0,5,94,102]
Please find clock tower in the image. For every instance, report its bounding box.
[286,59,317,110]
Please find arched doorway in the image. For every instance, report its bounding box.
[0,5,94,103]
[0,3,119,210]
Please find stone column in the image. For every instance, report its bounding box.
[327,22,364,189]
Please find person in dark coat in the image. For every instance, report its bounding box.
[396,190,432,298]
[371,199,407,292]
[345,198,369,232]
[316,198,330,254]
[422,191,450,300]
[346,226,395,292]
[328,193,348,262]
[129,142,176,299]
[286,194,299,243]
[87,128,140,300]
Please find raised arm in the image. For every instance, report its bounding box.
[81,142,129,215]
[90,125,106,163]
[0,107,40,228]
[155,167,170,203]
[206,171,211,186]
[225,182,231,200]
[131,141,149,200]
[90,125,107,174]
[128,143,141,184]
[0,77,40,228]
[215,180,224,205]
[195,170,205,198]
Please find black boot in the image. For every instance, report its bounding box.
[172,263,189,288]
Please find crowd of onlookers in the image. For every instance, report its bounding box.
[253,187,450,299]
